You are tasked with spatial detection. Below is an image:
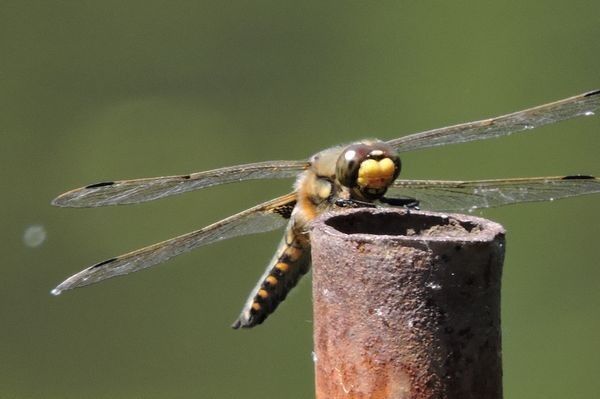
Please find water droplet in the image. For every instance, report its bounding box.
[584,111,595,116]
[311,351,318,363]
[549,197,555,202]
[426,282,442,290]
[524,124,534,130]
[23,224,46,248]
[51,288,62,296]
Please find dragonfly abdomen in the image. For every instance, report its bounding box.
[232,227,311,329]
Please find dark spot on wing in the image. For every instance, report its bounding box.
[273,200,297,219]
[90,257,118,269]
[562,175,594,180]
[86,181,115,189]
[584,89,600,97]
[180,175,191,179]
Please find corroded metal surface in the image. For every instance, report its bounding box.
[311,208,505,399]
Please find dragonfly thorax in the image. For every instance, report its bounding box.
[335,141,401,200]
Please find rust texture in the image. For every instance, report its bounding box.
[310,208,506,399]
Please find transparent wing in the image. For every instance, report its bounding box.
[387,90,600,153]
[387,176,600,212]
[51,192,298,294]
[52,160,308,207]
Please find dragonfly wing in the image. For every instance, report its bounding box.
[52,160,308,207]
[51,192,298,294]
[387,176,600,212]
[387,90,600,153]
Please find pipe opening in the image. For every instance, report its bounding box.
[325,210,479,238]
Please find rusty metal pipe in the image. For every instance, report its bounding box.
[311,208,506,399]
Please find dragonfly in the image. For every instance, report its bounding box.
[52,90,600,328]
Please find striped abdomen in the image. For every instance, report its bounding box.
[232,223,311,329]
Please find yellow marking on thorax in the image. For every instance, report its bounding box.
[295,170,330,224]
[297,188,319,222]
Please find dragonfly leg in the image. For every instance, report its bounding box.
[334,198,377,208]
[380,196,420,209]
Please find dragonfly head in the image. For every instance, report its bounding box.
[336,140,401,200]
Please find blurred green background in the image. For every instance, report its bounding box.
[3,1,599,398]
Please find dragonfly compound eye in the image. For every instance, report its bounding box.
[336,142,401,199]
